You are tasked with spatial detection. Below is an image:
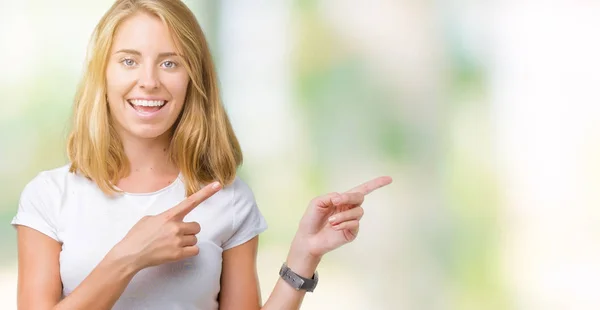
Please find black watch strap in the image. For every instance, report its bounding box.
[279,262,319,292]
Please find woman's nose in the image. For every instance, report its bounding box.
[138,65,160,90]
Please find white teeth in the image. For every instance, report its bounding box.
[129,99,166,107]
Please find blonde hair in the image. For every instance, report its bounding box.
[67,0,242,196]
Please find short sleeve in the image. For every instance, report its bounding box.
[222,178,268,250]
[11,173,61,242]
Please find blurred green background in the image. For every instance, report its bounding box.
[3,1,600,309]
[0,0,497,309]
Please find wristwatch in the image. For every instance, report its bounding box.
[279,262,319,292]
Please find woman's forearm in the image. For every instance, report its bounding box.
[52,251,139,310]
[261,237,321,310]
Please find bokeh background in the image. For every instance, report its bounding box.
[1,0,600,309]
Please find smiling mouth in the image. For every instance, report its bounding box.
[127,99,168,114]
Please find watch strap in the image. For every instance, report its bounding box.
[279,262,318,292]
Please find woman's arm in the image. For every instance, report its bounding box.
[219,176,392,310]
[16,226,137,310]
[219,236,319,310]
[16,226,62,309]
[219,237,262,310]
[261,238,321,310]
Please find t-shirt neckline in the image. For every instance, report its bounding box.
[116,173,184,196]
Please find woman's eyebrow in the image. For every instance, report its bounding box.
[114,49,180,58]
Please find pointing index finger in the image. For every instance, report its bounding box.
[165,181,222,220]
[346,176,393,196]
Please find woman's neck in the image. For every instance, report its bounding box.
[120,132,178,177]
[116,133,180,194]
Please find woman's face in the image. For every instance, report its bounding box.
[106,11,189,140]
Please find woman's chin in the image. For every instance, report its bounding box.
[125,125,171,140]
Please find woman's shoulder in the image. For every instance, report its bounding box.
[219,176,260,211]
[201,175,256,209]
[36,163,70,178]
[230,176,253,193]
[222,176,256,200]
[25,163,90,193]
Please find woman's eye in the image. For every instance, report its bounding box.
[162,61,177,69]
[121,58,136,67]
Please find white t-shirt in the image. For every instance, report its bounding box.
[11,164,268,310]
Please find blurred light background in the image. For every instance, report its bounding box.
[1,0,600,309]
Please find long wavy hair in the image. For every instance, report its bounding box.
[67,0,242,196]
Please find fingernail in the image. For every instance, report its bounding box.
[328,216,336,223]
[332,197,342,205]
[211,182,221,189]
[333,224,342,230]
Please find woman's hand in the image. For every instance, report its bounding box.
[108,182,222,272]
[292,176,393,259]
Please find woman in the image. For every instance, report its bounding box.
[11,0,392,309]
